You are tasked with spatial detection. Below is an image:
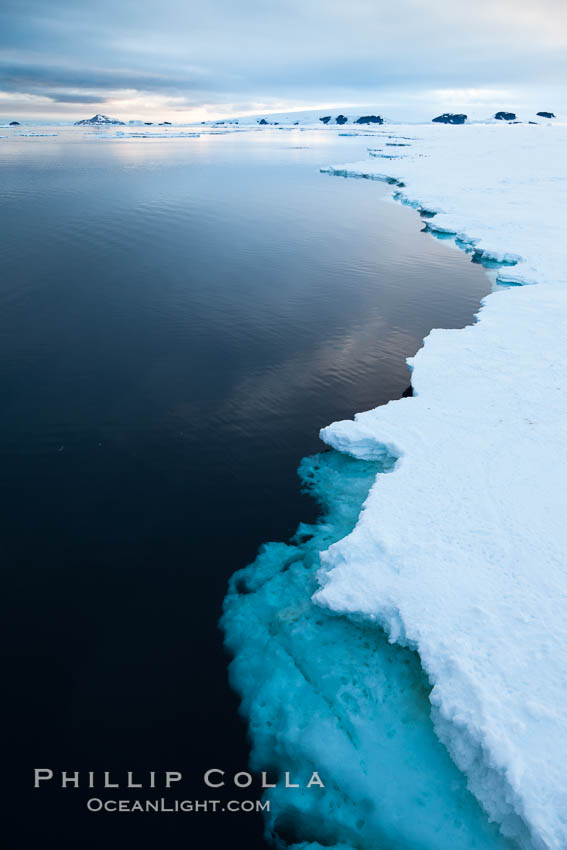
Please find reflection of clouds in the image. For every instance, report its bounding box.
[215,316,417,432]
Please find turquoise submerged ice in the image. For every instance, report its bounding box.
[222,451,514,850]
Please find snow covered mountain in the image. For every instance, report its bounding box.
[74,113,125,126]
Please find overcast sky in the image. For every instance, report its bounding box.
[1,0,566,121]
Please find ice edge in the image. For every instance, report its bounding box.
[316,126,567,850]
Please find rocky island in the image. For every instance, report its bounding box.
[432,113,467,124]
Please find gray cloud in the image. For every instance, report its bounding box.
[0,60,215,93]
[1,0,566,118]
[46,92,107,104]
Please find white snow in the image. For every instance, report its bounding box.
[210,107,558,128]
[315,123,567,850]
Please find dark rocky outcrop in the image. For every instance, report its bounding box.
[258,118,268,125]
[335,115,348,124]
[319,116,331,124]
[536,111,555,119]
[432,113,467,125]
[144,122,153,125]
[159,121,172,125]
[494,111,516,121]
[74,113,125,126]
[9,121,20,126]
[355,115,384,125]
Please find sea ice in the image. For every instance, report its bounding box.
[317,123,567,850]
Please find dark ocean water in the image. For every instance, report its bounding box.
[0,127,490,849]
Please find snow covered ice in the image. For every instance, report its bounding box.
[224,121,567,850]
[318,123,567,849]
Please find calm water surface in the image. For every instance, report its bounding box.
[0,127,490,848]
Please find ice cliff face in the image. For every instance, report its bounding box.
[223,453,514,850]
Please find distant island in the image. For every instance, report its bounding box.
[70,109,559,131]
[74,114,125,126]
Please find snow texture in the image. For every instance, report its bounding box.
[317,123,567,850]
